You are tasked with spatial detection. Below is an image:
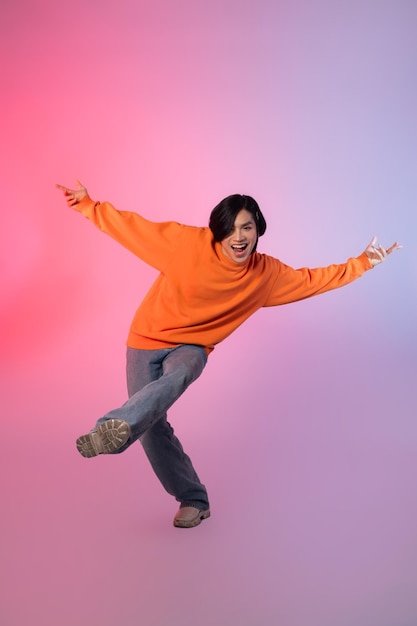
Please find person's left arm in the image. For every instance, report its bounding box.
[264,237,401,306]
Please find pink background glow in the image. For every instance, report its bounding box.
[1,1,416,625]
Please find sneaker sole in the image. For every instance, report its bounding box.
[173,509,211,528]
[76,419,131,458]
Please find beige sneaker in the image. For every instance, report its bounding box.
[76,419,131,458]
[173,506,211,528]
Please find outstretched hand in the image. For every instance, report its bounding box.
[364,236,402,267]
[56,180,88,207]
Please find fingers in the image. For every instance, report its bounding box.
[56,180,88,208]
[370,239,402,257]
[365,236,402,266]
[56,183,76,196]
[56,181,87,193]
[370,244,386,264]
[386,241,402,255]
[375,245,387,261]
[56,183,70,192]
[56,183,80,206]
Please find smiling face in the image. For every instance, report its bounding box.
[220,209,258,264]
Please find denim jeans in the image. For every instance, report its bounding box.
[96,344,210,510]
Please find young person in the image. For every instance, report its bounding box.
[56,180,401,528]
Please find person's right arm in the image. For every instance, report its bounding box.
[56,181,184,270]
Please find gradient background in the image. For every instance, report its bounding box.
[1,1,416,625]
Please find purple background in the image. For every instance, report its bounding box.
[1,1,416,624]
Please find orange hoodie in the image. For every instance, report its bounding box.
[75,196,372,354]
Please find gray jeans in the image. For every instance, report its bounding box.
[96,344,209,510]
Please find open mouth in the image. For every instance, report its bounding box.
[229,243,249,259]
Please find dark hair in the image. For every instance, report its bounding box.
[209,194,267,252]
